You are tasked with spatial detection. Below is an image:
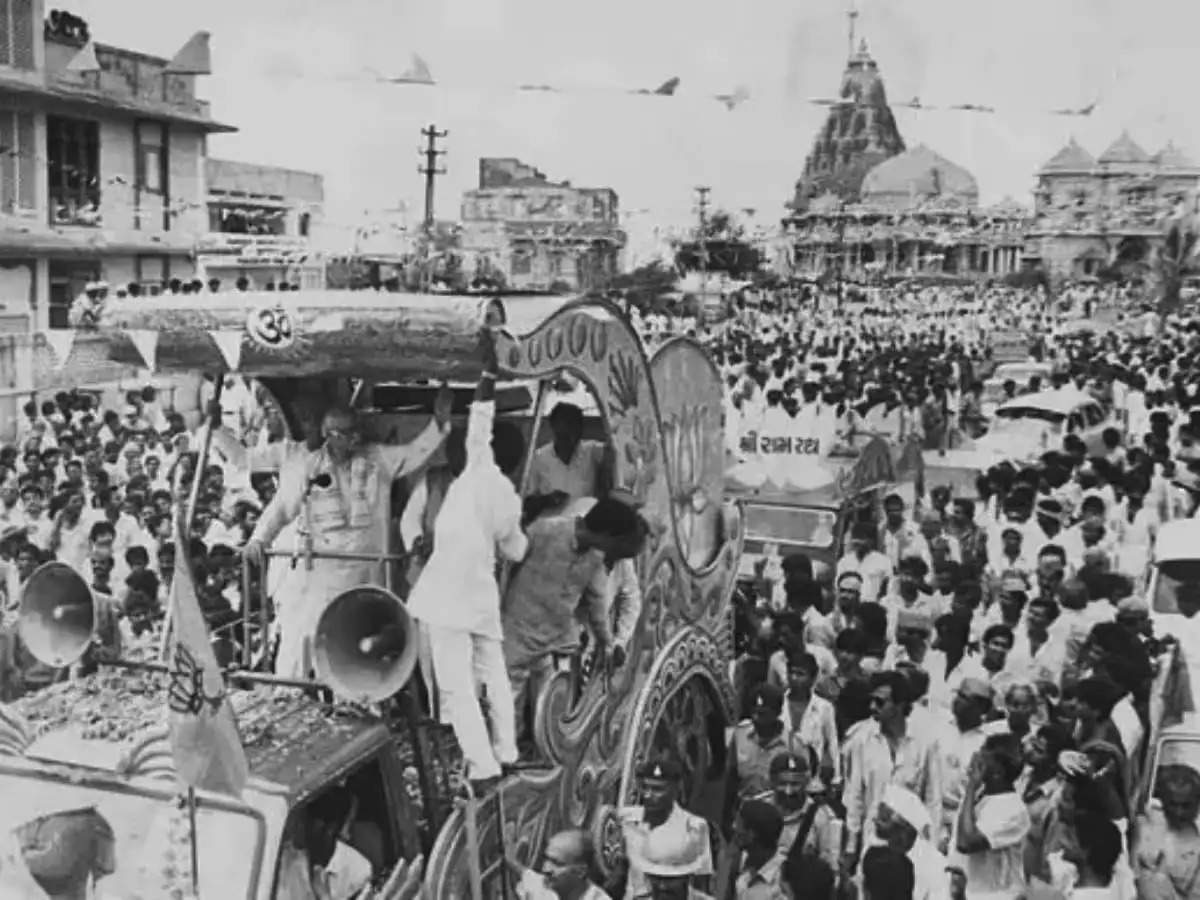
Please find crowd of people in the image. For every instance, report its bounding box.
[610,282,1200,899]
[3,279,1200,899]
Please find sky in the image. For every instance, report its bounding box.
[68,0,1200,250]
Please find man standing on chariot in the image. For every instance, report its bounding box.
[407,332,529,789]
[243,384,453,679]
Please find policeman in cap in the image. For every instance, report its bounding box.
[755,751,840,873]
[726,684,804,816]
[620,758,713,899]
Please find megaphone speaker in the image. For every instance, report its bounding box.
[19,562,97,668]
[312,585,418,704]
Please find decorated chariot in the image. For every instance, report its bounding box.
[1,290,743,898]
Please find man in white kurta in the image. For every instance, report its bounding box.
[407,360,528,783]
[244,395,450,678]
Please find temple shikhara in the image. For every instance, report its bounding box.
[781,39,1028,282]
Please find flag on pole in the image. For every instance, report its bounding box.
[164,501,248,798]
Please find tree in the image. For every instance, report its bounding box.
[675,208,760,278]
[702,210,745,242]
[611,260,678,312]
[1153,205,1200,320]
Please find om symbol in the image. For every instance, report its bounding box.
[246,307,294,348]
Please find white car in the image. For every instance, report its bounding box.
[981,362,1056,418]
[973,389,1112,463]
[1148,519,1200,642]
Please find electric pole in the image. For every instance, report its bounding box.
[419,125,448,233]
[695,186,711,318]
[418,125,447,291]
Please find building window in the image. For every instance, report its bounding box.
[135,120,167,194]
[0,109,35,215]
[298,211,310,237]
[0,0,36,70]
[135,255,169,290]
[47,115,101,226]
[511,253,531,276]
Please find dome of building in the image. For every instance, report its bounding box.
[859,144,978,209]
[1153,140,1198,170]
[1098,131,1149,165]
[1040,137,1095,173]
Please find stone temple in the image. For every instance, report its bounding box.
[782,39,1027,282]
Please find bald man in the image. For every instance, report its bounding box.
[507,830,611,900]
[245,389,452,678]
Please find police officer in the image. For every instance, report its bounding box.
[754,752,841,884]
[725,684,805,822]
[620,759,714,899]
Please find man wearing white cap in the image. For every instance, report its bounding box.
[842,672,942,881]
[69,281,107,328]
[876,784,950,900]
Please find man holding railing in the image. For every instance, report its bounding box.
[243,387,453,679]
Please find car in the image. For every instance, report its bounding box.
[980,362,1057,418]
[973,389,1113,463]
[1148,518,1200,646]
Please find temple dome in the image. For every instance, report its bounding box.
[1098,131,1150,165]
[1040,137,1095,173]
[1153,140,1198,170]
[860,144,978,209]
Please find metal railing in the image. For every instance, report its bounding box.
[238,546,408,668]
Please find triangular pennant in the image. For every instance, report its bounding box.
[65,41,100,73]
[207,331,242,371]
[165,31,212,75]
[42,330,76,368]
[126,329,159,368]
[399,53,434,84]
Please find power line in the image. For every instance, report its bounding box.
[695,185,711,309]
[418,124,447,233]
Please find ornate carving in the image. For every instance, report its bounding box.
[617,627,737,807]
[425,301,741,899]
[591,805,625,883]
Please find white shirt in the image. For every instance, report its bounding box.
[407,401,528,638]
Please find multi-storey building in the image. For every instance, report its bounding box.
[1024,133,1200,282]
[196,158,325,290]
[458,157,625,292]
[0,2,233,332]
[782,40,1028,282]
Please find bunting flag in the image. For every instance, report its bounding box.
[126,330,159,369]
[41,330,75,369]
[208,331,243,372]
[164,490,248,798]
[347,56,1106,116]
[715,86,750,110]
[810,94,1100,118]
[374,53,434,85]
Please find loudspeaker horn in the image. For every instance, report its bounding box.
[312,585,418,704]
[18,562,96,668]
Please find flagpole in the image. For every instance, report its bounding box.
[188,786,200,894]
[169,379,225,896]
[159,380,225,661]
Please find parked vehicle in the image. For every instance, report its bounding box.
[973,389,1113,463]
